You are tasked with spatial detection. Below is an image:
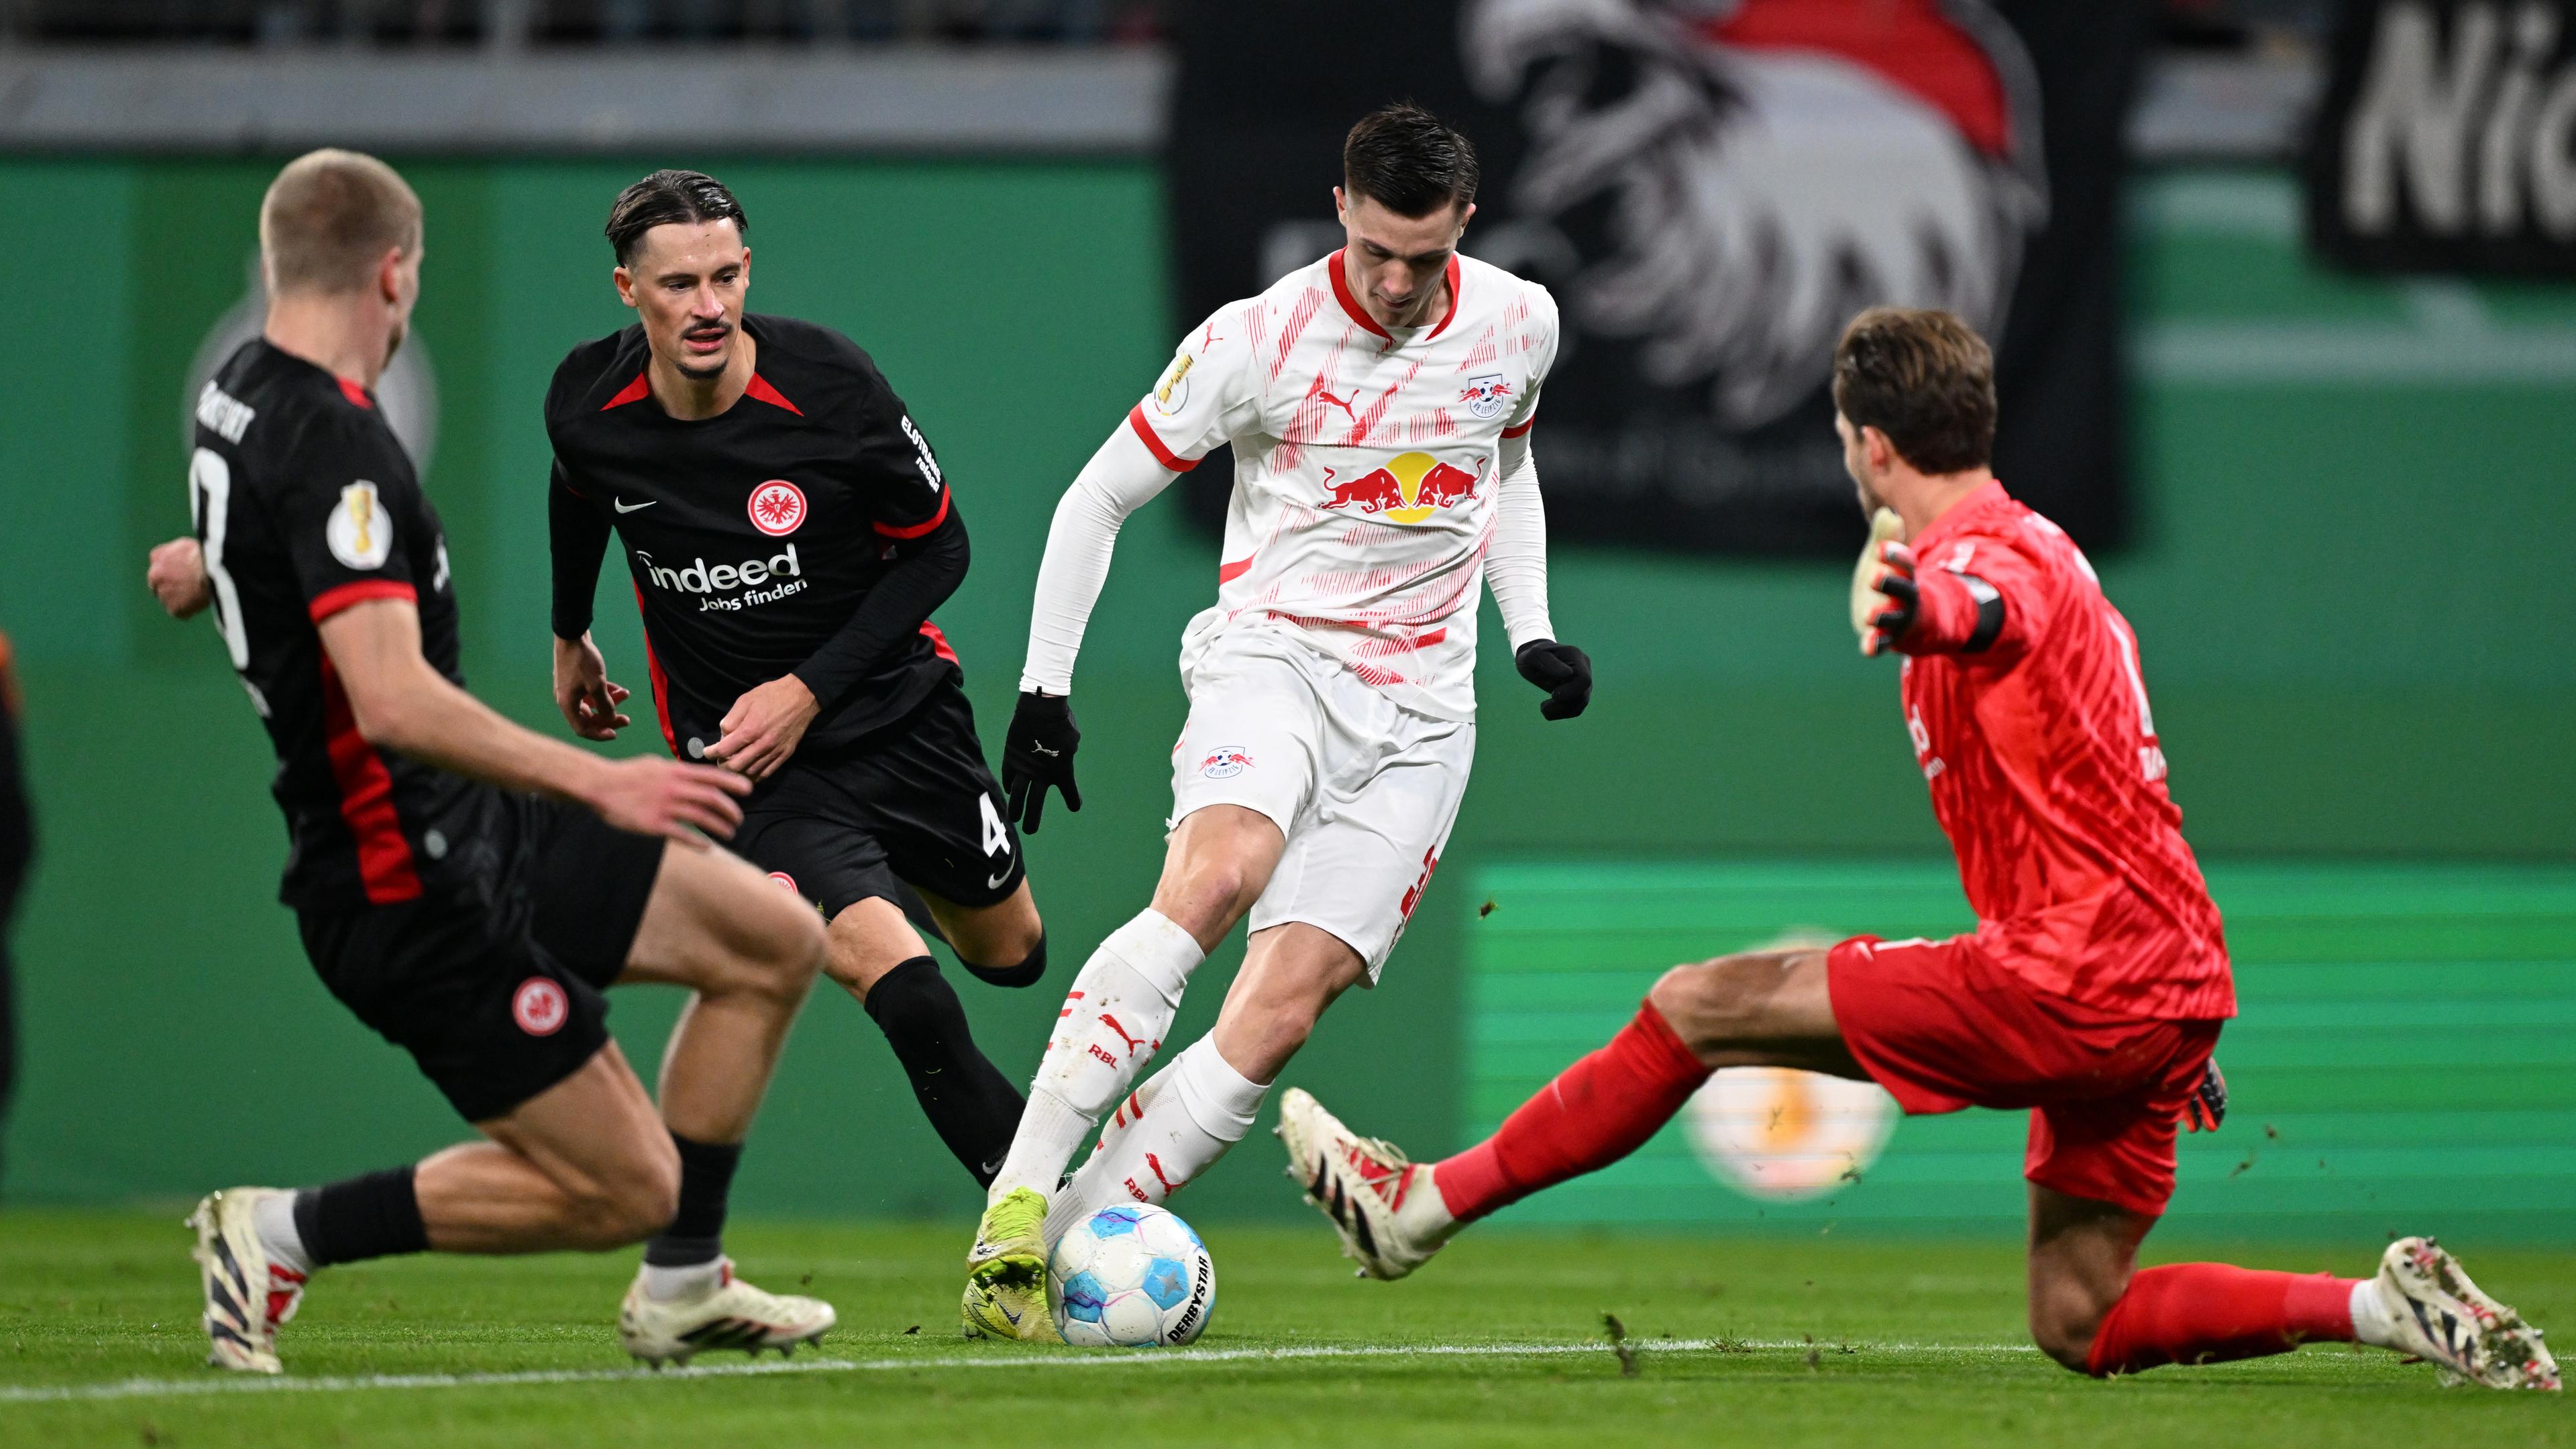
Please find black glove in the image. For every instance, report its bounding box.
[1002,690,1082,833]
[1513,639,1593,721]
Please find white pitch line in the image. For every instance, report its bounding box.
[0,1338,2037,1405]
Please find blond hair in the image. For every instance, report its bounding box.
[260,149,422,296]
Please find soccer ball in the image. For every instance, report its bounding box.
[1048,1204,1215,1348]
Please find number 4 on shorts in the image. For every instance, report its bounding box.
[981,794,1012,858]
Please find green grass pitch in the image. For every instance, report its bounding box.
[3,1212,2569,1447]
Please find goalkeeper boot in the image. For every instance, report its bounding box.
[2371,1236,2560,1390]
[1277,1087,1457,1281]
[961,1185,1057,1341]
[187,1187,307,1375]
[617,1259,836,1367]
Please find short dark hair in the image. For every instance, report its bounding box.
[1831,307,1996,475]
[605,170,748,266]
[1343,102,1479,218]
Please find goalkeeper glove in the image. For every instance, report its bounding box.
[1002,690,1082,833]
[1849,509,2000,657]
[1513,639,1593,720]
[2180,1059,2228,1133]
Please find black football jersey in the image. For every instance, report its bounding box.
[546,315,960,759]
[188,339,498,910]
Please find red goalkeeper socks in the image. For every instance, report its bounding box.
[2086,1263,2361,1375]
[1432,1002,1711,1223]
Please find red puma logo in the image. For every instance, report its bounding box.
[1099,1014,1150,1057]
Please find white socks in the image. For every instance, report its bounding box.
[254,1190,313,1276]
[988,911,1205,1203]
[641,1258,725,1303]
[1048,1037,1270,1238]
[2349,1275,2402,1350]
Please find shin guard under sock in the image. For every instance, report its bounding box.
[2085,1263,2360,1375]
[863,956,1027,1187]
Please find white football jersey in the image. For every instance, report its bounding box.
[1130,249,1560,721]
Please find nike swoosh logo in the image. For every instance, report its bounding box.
[999,1303,1024,1326]
[614,498,656,513]
[988,871,1012,890]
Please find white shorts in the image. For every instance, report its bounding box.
[1168,631,1474,981]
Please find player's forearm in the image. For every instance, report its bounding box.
[321,603,612,806]
[1485,434,1557,649]
[548,469,610,641]
[790,507,970,706]
[376,668,617,802]
[1020,427,1172,696]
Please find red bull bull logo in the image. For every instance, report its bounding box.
[1317,451,1484,523]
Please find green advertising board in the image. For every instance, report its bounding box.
[1463,861,2576,1242]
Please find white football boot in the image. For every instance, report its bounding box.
[1277,1087,1458,1281]
[186,1187,308,1375]
[618,1260,837,1367]
[2370,1236,2561,1390]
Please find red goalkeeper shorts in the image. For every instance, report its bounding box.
[1825,933,2224,1217]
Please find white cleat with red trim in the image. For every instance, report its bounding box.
[618,1260,836,1368]
[186,1187,308,1375]
[2373,1236,2561,1391]
[1276,1087,1458,1282]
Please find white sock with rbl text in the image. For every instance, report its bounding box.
[1051,1036,1268,1234]
[987,910,1204,1204]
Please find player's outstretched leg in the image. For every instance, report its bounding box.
[1284,949,1839,1277]
[609,841,835,1365]
[195,1039,681,1374]
[2031,1186,2559,1389]
[1283,996,1715,1279]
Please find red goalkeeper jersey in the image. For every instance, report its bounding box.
[1894,482,2234,1021]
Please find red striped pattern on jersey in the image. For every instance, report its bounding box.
[633,583,679,755]
[317,655,423,904]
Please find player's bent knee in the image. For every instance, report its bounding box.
[959,930,1046,989]
[743,892,827,1000]
[602,1145,683,1246]
[1646,956,1765,1054]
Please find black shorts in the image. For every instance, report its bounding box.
[297,793,667,1124]
[733,678,1024,920]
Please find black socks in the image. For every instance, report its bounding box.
[864,956,1028,1187]
[292,1165,427,1267]
[643,1133,742,1267]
